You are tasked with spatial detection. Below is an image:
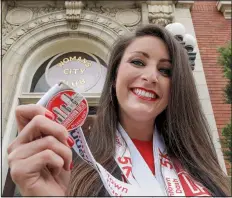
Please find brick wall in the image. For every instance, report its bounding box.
[191,1,231,175]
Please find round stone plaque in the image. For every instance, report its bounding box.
[116,10,141,27]
[6,8,33,25]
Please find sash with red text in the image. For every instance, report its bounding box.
[69,124,211,196]
[115,124,211,197]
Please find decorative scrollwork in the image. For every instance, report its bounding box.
[2,10,129,57]
[65,1,85,29]
[2,21,19,37]
[148,5,174,26]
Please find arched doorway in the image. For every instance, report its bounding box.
[2,10,130,195]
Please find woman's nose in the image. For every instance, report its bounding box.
[141,67,159,83]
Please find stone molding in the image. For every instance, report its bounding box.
[148,4,174,26]
[2,20,19,38]
[3,6,81,37]
[2,6,65,39]
[85,7,141,31]
[6,7,33,25]
[147,1,173,6]
[7,0,65,8]
[85,6,119,18]
[116,9,141,27]
[65,1,85,29]
[174,1,194,10]
[30,7,65,18]
[216,1,231,19]
[2,10,129,57]
[1,1,8,25]
[84,1,136,9]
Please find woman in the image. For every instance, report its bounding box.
[7,25,230,196]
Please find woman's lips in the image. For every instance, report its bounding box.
[131,88,158,101]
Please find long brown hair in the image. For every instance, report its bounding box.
[67,25,230,196]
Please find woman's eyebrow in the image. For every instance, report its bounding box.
[159,59,171,63]
[130,51,171,64]
[130,51,149,58]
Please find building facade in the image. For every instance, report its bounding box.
[191,1,231,175]
[2,0,231,196]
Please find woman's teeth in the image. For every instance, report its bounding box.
[133,88,156,99]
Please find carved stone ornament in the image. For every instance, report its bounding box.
[174,1,194,9]
[2,6,65,41]
[116,9,141,27]
[31,7,65,19]
[148,4,174,26]
[84,7,141,32]
[2,20,19,38]
[2,10,129,57]
[216,1,231,19]
[65,1,85,29]
[2,11,66,57]
[85,7,118,18]
[6,8,33,25]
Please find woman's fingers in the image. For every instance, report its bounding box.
[10,149,64,184]
[8,115,70,154]
[8,104,72,196]
[8,136,72,171]
[15,104,50,132]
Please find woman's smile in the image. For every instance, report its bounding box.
[116,36,171,122]
[131,87,158,101]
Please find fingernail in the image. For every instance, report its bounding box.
[70,161,73,170]
[67,137,74,147]
[45,111,55,120]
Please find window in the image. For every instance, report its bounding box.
[31,52,107,93]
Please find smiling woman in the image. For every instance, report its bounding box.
[8,24,230,197]
[67,24,230,196]
[116,36,171,141]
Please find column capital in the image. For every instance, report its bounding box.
[174,1,194,10]
[216,1,231,19]
[147,1,175,26]
[65,1,85,29]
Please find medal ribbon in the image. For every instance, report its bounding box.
[69,124,211,197]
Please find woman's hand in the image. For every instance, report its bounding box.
[7,104,73,196]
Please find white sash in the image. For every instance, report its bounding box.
[69,127,159,196]
[115,124,185,196]
[69,124,211,197]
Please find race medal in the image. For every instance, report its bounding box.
[37,81,88,130]
[45,90,88,130]
[37,82,96,168]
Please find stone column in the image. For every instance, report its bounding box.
[141,2,149,25]
[1,1,8,26]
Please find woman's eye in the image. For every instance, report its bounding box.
[130,60,145,67]
[159,68,172,77]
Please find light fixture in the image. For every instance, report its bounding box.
[165,23,172,32]
[166,22,186,41]
[165,22,197,70]
[183,34,196,52]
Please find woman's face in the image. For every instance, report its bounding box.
[115,36,172,123]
